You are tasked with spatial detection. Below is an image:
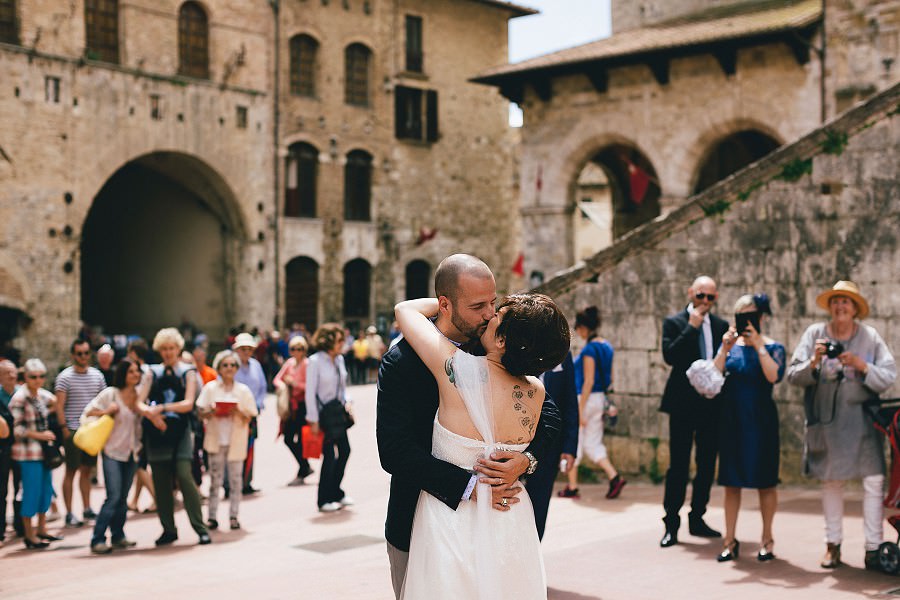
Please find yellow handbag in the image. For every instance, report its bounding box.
[73,415,115,456]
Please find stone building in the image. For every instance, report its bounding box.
[0,0,528,362]
[474,0,900,284]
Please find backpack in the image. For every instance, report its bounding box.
[143,364,193,448]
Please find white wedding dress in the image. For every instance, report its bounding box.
[400,352,547,600]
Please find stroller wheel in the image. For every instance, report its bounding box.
[878,542,900,575]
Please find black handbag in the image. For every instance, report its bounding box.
[318,399,354,440]
[42,441,64,470]
[143,364,191,449]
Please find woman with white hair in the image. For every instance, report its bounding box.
[195,350,258,530]
[8,359,62,549]
[141,328,210,546]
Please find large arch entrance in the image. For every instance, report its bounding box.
[693,130,781,194]
[570,144,661,261]
[81,153,245,342]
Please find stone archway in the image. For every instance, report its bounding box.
[570,143,662,259]
[692,129,781,194]
[80,152,245,342]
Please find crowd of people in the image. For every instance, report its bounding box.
[0,258,897,595]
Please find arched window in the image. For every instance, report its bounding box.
[345,43,371,107]
[178,1,209,79]
[285,257,319,331]
[343,259,371,318]
[693,130,780,193]
[344,150,372,222]
[285,142,318,218]
[289,34,318,97]
[85,0,119,63]
[0,0,18,44]
[405,260,430,300]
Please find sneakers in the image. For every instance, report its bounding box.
[65,513,84,528]
[606,475,627,499]
[339,496,355,507]
[821,543,841,568]
[46,509,61,522]
[198,532,212,545]
[319,502,343,513]
[83,508,97,520]
[557,487,580,498]
[90,542,112,555]
[287,476,306,487]
[111,538,137,549]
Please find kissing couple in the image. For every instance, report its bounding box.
[377,254,570,599]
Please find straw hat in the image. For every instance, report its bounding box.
[816,280,869,320]
[232,332,258,349]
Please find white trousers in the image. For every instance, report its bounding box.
[822,475,884,551]
[576,392,607,464]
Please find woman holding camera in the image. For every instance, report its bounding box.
[712,294,784,562]
[787,281,896,571]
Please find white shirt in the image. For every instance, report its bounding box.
[688,303,714,359]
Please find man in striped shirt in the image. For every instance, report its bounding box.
[55,339,107,527]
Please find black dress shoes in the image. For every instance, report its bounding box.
[689,518,722,538]
[660,530,678,547]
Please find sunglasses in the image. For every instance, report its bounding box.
[220,363,239,369]
[74,351,91,356]
[290,347,305,352]
[27,374,46,380]
[694,293,717,301]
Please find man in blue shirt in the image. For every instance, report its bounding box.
[234,333,266,495]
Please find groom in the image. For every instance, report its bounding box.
[377,254,561,598]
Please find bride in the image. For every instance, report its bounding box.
[395,293,570,600]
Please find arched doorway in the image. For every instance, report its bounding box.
[693,130,781,193]
[285,257,319,331]
[81,152,244,341]
[405,260,430,299]
[343,258,371,323]
[571,144,661,259]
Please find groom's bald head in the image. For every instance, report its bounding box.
[434,254,493,303]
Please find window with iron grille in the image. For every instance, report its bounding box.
[285,143,318,218]
[395,86,438,143]
[289,34,318,97]
[85,0,119,63]
[343,259,371,318]
[344,150,372,221]
[178,2,209,79]
[0,0,17,45]
[405,15,423,73]
[236,105,247,129]
[345,43,371,107]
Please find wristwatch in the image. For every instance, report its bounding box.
[523,451,538,476]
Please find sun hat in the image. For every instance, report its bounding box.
[816,280,869,320]
[366,325,378,335]
[232,332,258,350]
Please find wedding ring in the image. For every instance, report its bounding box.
[500,498,509,507]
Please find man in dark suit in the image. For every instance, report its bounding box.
[377,254,560,598]
[526,353,578,540]
[659,275,729,547]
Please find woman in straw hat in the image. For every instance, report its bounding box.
[787,281,896,571]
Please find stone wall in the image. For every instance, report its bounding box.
[540,82,900,482]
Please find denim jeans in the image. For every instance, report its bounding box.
[91,454,136,545]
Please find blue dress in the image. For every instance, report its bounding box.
[717,343,785,489]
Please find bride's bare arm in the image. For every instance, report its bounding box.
[395,298,456,380]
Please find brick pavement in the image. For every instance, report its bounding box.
[1,385,897,599]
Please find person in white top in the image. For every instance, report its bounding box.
[195,350,258,530]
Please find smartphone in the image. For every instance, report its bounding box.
[735,311,761,334]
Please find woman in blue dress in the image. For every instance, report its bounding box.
[712,293,785,562]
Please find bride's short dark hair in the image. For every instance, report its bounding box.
[496,293,570,377]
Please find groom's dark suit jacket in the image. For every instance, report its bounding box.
[377,337,561,552]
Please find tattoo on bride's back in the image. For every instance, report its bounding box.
[510,385,535,443]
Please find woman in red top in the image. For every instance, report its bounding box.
[274,336,312,485]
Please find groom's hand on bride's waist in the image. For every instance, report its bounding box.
[473,451,529,486]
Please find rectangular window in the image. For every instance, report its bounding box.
[395,85,438,143]
[236,106,248,129]
[0,0,17,44]
[85,0,119,63]
[44,76,60,103]
[405,15,423,73]
[150,94,162,120]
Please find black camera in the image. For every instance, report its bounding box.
[825,341,844,359]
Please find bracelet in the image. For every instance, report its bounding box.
[757,348,769,357]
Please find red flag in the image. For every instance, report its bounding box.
[536,165,542,192]
[416,227,438,246]
[512,253,525,277]
[627,160,650,205]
